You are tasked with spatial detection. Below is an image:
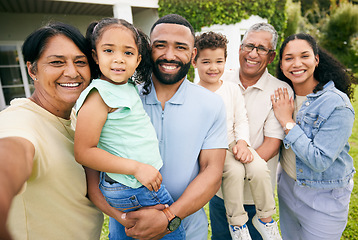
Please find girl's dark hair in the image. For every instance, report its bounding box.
[277,33,355,100]
[194,31,228,61]
[86,18,152,94]
[22,21,95,78]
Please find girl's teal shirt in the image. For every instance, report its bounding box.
[76,79,163,188]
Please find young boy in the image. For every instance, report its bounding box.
[193,31,282,240]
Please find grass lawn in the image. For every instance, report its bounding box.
[341,86,358,239]
[100,87,358,240]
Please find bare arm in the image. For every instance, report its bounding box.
[124,148,226,240]
[255,136,282,162]
[74,90,162,191]
[0,137,34,239]
[254,88,294,162]
[74,90,139,173]
[84,167,136,228]
[170,148,226,217]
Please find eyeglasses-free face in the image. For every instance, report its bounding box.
[241,43,274,55]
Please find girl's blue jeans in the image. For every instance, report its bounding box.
[99,172,186,239]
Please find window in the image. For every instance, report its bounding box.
[0,42,33,110]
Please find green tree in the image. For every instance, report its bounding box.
[284,0,302,36]
[320,2,358,72]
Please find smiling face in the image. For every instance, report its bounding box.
[239,31,275,82]
[93,26,141,85]
[150,23,195,85]
[29,34,91,111]
[193,48,225,87]
[280,39,319,93]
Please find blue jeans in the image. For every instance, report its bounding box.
[209,195,262,240]
[100,172,185,239]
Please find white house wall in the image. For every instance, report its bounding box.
[133,8,159,36]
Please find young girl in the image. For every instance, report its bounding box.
[74,18,185,239]
[193,31,281,240]
[272,33,355,240]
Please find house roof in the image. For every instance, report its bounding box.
[0,0,158,16]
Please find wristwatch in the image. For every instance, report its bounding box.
[283,122,296,131]
[162,207,181,232]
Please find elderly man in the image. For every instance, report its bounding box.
[209,23,293,240]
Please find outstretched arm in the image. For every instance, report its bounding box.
[0,137,35,239]
[124,148,226,240]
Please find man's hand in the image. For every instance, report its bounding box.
[123,206,169,240]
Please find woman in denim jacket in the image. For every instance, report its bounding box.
[271,33,355,240]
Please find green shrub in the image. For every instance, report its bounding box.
[320,2,358,72]
[284,0,302,37]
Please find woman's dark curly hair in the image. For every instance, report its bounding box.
[194,31,228,61]
[276,33,355,100]
[86,18,152,94]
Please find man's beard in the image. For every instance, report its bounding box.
[152,59,191,85]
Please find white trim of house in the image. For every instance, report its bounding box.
[0,41,32,110]
[53,0,159,8]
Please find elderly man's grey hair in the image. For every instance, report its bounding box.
[242,22,278,50]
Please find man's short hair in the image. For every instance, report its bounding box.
[194,31,228,61]
[242,22,278,50]
[150,14,195,38]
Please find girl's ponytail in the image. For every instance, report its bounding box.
[133,28,152,95]
[85,21,100,78]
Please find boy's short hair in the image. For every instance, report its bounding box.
[194,31,228,61]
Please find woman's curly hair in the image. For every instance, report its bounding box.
[277,33,355,100]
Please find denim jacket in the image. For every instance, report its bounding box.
[283,81,355,189]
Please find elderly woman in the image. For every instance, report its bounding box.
[0,22,104,239]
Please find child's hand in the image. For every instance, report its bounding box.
[232,140,253,164]
[134,163,162,192]
[114,211,136,229]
